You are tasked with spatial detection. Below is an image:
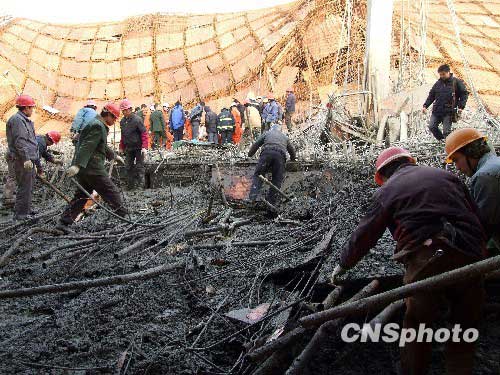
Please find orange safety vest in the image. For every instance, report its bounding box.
[231,107,242,144]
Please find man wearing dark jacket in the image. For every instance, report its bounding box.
[248,124,296,205]
[217,108,235,145]
[150,104,166,149]
[204,106,218,143]
[34,131,63,175]
[60,103,126,226]
[285,87,296,132]
[119,99,148,190]
[189,101,204,140]
[423,64,469,140]
[6,95,39,220]
[331,147,486,375]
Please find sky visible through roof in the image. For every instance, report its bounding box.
[2,0,295,23]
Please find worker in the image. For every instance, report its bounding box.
[217,108,235,145]
[331,146,486,375]
[445,128,500,255]
[248,123,296,206]
[59,103,126,226]
[244,99,262,139]
[5,95,38,220]
[71,100,97,144]
[261,94,279,133]
[232,98,246,127]
[119,99,148,190]
[169,101,185,142]
[230,102,243,145]
[184,110,193,141]
[150,103,166,149]
[189,101,204,140]
[204,106,218,144]
[422,64,469,141]
[136,104,147,121]
[161,104,174,149]
[34,131,63,175]
[285,87,296,132]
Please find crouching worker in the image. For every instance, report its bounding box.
[445,128,500,256]
[59,103,126,226]
[34,131,64,176]
[248,123,296,205]
[331,147,487,375]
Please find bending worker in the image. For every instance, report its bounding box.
[445,128,500,255]
[330,147,486,375]
[119,99,148,190]
[59,103,126,227]
[248,123,296,206]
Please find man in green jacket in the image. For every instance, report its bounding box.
[59,103,126,226]
[136,104,147,121]
[150,103,166,149]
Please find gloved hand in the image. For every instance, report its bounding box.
[330,264,347,284]
[66,165,80,178]
[141,148,147,156]
[115,155,125,165]
[421,107,427,114]
[23,160,33,170]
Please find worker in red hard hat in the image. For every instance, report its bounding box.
[284,87,296,132]
[119,99,148,190]
[59,103,126,227]
[331,146,487,375]
[71,99,98,144]
[4,95,38,220]
[33,131,64,175]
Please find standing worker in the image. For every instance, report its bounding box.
[217,107,235,145]
[445,128,500,255]
[136,104,147,121]
[230,101,243,145]
[189,101,204,140]
[119,99,148,190]
[248,123,296,206]
[285,87,296,132]
[5,95,38,220]
[422,64,469,141]
[331,147,486,375]
[261,94,279,133]
[244,99,262,139]
[59,103,126,226]
[169,101,185,142]
[71,100,97,144]
[204,106,218,144]
[150,104,166,149]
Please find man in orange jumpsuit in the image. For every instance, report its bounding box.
[231,101,243,144]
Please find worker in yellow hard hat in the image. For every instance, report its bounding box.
[445,128,500,255]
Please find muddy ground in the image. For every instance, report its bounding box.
[0,148,499,375]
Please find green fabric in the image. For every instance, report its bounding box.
[72,116,113,176]
[136,110,144,121]
[487,238,500,257]
[150,110,165,132]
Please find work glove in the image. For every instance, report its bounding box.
[330,264,347,284]
[141,148,147,156]
[421,107,427,114]
[66,165,80,178]
[114,155,125,165]
[23,160,33,170]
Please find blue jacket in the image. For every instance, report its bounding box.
[262,101,279,123]
[190,104,204,123]
[470,152,500,245]
[71,107,97,133]
[286,93,296,113]
[169,105,185,130]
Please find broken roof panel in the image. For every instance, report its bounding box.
[92,41,109,60]
[105,42,122,61]
[157,50,185,71]
[186,25,215,46]
[60,59,90,79]
[156,32,184,51]
[186,40,218,62]
[123,37,152,57]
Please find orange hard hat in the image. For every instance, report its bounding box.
[16,94,35,107]
[445,128,486,163]
[104,103,120,119]
[374,147,415,186]
[119,99,133,111]
[46,131,61,144]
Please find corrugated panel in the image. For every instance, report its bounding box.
[274,66,299,95]
[157,50,185,70]
[218,32,236,49]
[217,16,246,34]
[0,42,27,69]
[232,59,250,83]
[197,71,230,97]
[122,59,138,78]
[137,56,153,75]
[106,42,121,61]
[91,62,107,80]
[43,25,71,38]
[57,76,77,96]
[224,36,256,63]
[188,15,213,28]
[62,42,80,58]
[106,80,122,99]
[23,78,55,105]
[461,14,500,28]
[173,67,191,84]
[2,32,31,54]
[92,41,108,60]
[469,69,500,92]
[123,37,152,57]
[106,61,122,80]
[7,24,38,42]
[0,57,23,87]
[156,32,184,51]
[75,43,93,62]
[124,78,141,96]
[28,61,50,84]
[89,81,106,98]
[68,27,96,41]
[159,70,176,87]
[53,96,74,113]
[305,16,343,61]
[60,59,90,79]
[97,24,123,39]
[140,76,155,96]
[73,79,90,99]
[192,54,225,77]
[186,40,218,62]
[186,25,214,46]
[36,34,64,53]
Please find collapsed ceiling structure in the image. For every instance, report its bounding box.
[0,0,499,136]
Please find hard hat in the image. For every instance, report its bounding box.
[16,94,35,107]
[162,102,170,108]
[85,99,97,107]
[231,102,238,107]
[46,130,61,144]
[263,98,269,104]
[150,105,155,111]
[374,147,415,186]
[286,87,294,92]
[243,99,250,105]
[445,128,486,163]
[104,103,120,119]
[267,93,275,100]
[119,99,133,111]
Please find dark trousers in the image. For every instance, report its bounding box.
[3,153,16,207]
[285,112,294,132]
[13,159,35,219]
[208,132,218,144]
[152,131,165,149]
[191,121,200,140]
[125,149,145,189]
[220,130,233,144]
[60,174,127,225]
[173,127,184,142]
[428,114,452,140]
[249,149,285,205]
[400,244,484,375]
